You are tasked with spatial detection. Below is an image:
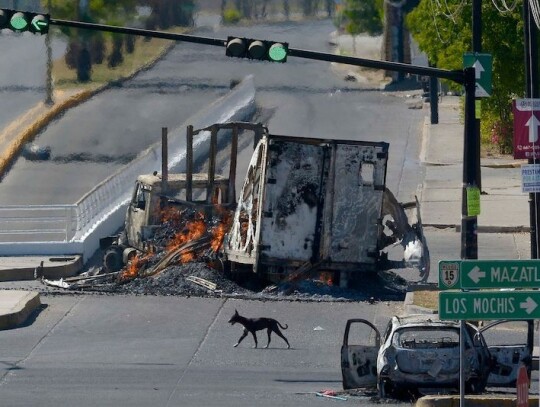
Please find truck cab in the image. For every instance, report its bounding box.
[101,172,230,272]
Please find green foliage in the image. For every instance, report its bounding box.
[222,7,242,24]
[339,0,383,36]
[406,0,524,154]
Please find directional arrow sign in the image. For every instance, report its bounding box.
[514,99,540,159]
[527,114,540,143]
[439,291,540,320]
[463,53,492,97]
[461,259,540,289]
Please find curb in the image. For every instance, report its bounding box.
[416,395,539,407]
[0,290,40,330]
[0,256,83,282]
[422,224,531,233]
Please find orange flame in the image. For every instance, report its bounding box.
[120,251,153,281]
[319,272,334,286]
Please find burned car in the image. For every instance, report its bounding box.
[341,315,533,398]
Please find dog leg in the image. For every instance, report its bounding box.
[251,332,258,348]
[265,328,272,348]
[234,328,248,347]
[274,328,290,349]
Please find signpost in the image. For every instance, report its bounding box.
[522,163,540,193]
[513,98,540,159]
[463,53,492,97]
[439,259,540,289]
[439,290,540,320]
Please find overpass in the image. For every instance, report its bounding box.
[0,76,256,266]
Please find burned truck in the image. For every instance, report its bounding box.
[100,122,429,285]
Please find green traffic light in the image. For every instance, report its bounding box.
[9,12,28,31]
[268,43,287,62]
[30,14,48,33]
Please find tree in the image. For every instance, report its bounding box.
[43,0,141,82]
[406,1,524,154]
[335,0,383,53]
[342,0,383,36]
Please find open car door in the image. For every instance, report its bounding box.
[341,319,380,390]
[481,320,533,387]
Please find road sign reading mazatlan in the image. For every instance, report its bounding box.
[439,260,540,290]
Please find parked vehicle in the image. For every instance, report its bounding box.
[341,315,533,398]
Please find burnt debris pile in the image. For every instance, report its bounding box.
[42,206,409,302]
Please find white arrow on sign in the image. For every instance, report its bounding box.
[473,60,485,80]
[520,296,538,314]
[527,115,540,143]
[468,266,485,284]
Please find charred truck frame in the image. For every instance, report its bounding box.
[101,122,429,286]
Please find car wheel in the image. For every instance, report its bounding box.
[103,247,123,272]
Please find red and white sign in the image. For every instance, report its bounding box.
[516,364,529,407]
[513,99,540,159]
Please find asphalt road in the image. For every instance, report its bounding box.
[0,294,406,407]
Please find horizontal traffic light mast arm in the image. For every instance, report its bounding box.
[288,48,465,84]
[50,18,224,47]
[50,18,465,84]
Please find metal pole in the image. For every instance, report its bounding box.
[461,67,479,260]
[460,66,478,407]
[522,1,540,400]
[161,128,168,196]
[473,0,482,191]
[429,75,439,124]
[524,0,540,259]
[45,0,54,105]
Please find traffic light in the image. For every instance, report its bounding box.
[0,8,50,34]
[225,36,288,63]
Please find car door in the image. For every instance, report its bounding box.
[481,320,533,387]
[341,319,380,390]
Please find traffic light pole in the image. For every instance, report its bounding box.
[45,17,477,258]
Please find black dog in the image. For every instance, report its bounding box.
[228,309,290,349]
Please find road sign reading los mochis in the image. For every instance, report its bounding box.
[439,259,540,290]
[439,291,540,320]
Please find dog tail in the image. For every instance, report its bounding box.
[278,322,288,330]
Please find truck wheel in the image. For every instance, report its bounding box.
[103,247,123,273]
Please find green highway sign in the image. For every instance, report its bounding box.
[439,291,540,320]
[439,260,540,290]
[463,53,492,97]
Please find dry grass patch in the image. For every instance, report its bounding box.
[412,289,439,311]
[51,30,185,90]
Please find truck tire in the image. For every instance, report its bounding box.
[103,247,123,273]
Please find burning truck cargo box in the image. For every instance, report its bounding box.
[55,121,428,293]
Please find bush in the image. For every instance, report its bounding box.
[223,8,242,25]
[481,108,513,155]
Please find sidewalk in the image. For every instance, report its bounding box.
[420,96,529,232]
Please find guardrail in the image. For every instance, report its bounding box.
[0,76,256,259]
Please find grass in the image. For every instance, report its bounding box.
[51,30,184,91]
[412,289,439,310]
